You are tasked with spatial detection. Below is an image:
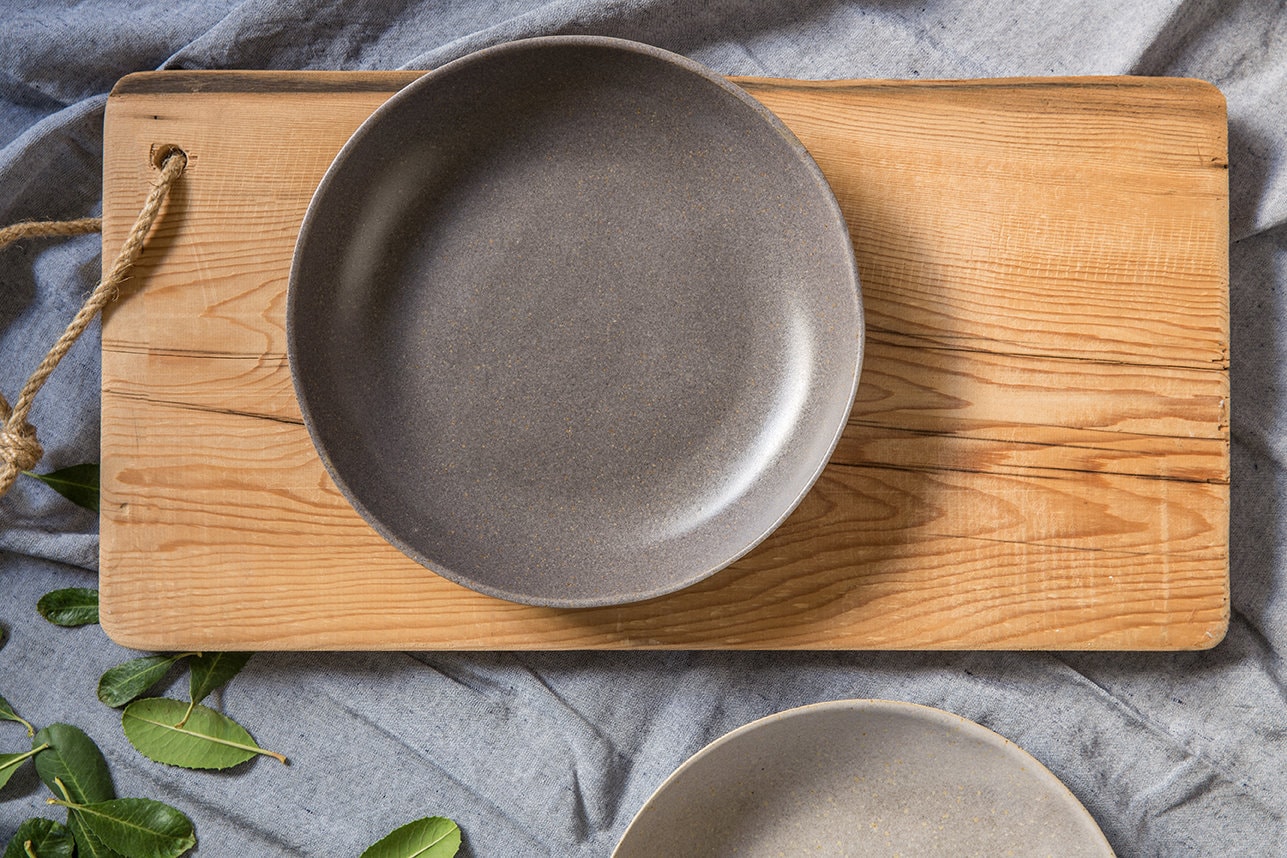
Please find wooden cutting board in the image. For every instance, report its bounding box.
[99,72,1229,651]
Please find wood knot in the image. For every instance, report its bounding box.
[0,420,43,494]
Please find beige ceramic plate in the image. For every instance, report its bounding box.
[614,699,1115,858]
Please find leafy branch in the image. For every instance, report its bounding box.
[9,464,463,856]
[0,716,194,858]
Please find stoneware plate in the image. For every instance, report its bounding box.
[288,36,863,607]
[613,699,1115,858]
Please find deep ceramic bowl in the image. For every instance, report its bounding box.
[288,36,862,607]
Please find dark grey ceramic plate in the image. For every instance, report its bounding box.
[613,700,1116,857]
[288,36,862,607]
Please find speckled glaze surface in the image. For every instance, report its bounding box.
[288,36,862,607]
[613,699,1115,858]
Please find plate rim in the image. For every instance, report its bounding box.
[612,698,1116,856]
[286,35,863,608]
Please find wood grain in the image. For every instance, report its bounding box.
[99,72,1229,650]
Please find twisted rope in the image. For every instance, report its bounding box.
[0,148,187,498]
[0,218,102,247]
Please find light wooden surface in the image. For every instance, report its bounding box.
[99,72,1229,650]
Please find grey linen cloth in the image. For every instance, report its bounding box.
[2,1,1284,854]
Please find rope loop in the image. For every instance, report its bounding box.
[0,146,186,498]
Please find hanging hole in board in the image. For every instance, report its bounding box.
[149,143,188,172]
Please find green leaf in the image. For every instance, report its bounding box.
[2,818,75,858]
[59,798,194,858]
[98,655,187,708]
[359,817,462,858]
[36,588,99,627]
[33,724,115,804]
[0,752,30,792]
[0,743,47,791]
[0,692,34,736]
[122,698,286,769]
[22,463,100,512]
[188,652,253,705]
[69,813,128,858]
